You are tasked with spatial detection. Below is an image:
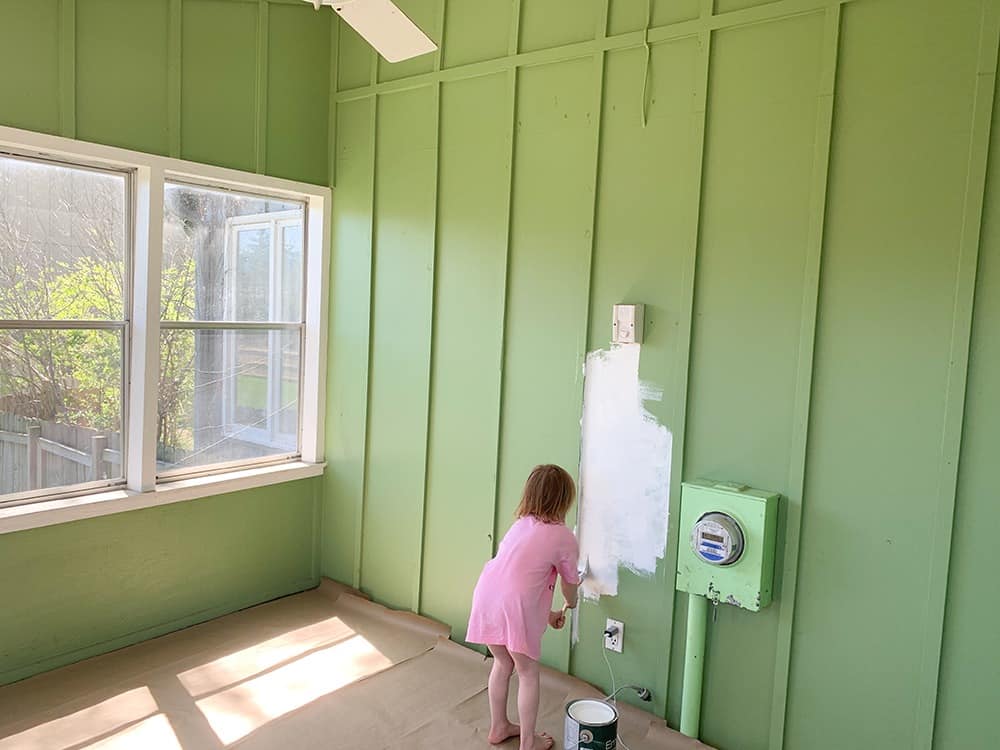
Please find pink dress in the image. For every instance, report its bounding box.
[466,516,580,660]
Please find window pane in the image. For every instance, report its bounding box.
[281,224,303,322]
[235,227,270,321]
[162,182,304,323]
[157,329,300,473]
[0,155,127,321]
[0,329,123,498]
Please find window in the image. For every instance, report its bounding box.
[0,125,329,510]
[158,184,305,475]
[0,154,128,503]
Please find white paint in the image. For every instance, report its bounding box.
[568,699,617,725]
[577,344,672,600]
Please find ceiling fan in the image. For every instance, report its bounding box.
[306,0,438,63]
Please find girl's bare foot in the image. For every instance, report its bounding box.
[488,721,520,744]
[522,732,554,750]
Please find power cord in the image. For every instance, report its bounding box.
[600,624,654,750]
[601,625,618,706]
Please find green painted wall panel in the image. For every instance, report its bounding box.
[359,86,438,610]
[418,73,512,641]
[0,0,61,134]
[495,58,597,671]
[442,0,514,67]
[680,15,824,749]
[518,0,598,53]
[0,480,319,684]
[786,1,983,748]
[323,97,375,586]
[608,0,700,35]
[75,0,170,154]
[569,39,701,720]
[377,0,439,82]
[338,22,374,90]
[934,66,1000,749]
[181,0,258,170]
[266,4,331,184]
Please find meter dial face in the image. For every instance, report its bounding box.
[691,512,745,566]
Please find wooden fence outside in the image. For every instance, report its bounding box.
[0,412,121,496]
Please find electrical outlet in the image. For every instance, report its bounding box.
[604,618,624,653]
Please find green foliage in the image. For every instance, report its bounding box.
[0,254,196,438]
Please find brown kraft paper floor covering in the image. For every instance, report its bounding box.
[0,579,715,750]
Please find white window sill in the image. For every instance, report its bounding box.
[0,461,326,535]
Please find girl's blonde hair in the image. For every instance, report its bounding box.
[516,464,576,523]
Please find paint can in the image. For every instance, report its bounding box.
[564,698,618,750]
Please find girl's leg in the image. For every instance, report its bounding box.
[510,650,554,750]
[487,645,519,744]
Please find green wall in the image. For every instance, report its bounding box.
[0,0,331,684]
[322,1,1000,749]
[0,481,320,685]
[2,1,998,749]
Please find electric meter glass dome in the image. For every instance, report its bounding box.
[691,511,744,566]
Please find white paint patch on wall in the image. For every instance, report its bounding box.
[577,344,672,600]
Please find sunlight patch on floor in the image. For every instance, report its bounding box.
[81,714,182,750]
[195,634,392,745]
[0,687,158,750]
[179,616,356,696]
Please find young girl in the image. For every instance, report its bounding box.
[467,464,581,750]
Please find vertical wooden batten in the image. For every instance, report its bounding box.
[167,0,183,158]
[413,0,447,615]
[254,0,269,173]
[58,0,76,139]
[915,3,1000,748]
[768,5,842,749]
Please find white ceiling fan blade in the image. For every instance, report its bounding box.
[324,0,437,64]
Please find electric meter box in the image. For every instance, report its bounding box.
[675,480,780,611]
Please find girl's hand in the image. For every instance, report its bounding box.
[549,610,566,630]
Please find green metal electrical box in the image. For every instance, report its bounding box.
[675,480,780,611]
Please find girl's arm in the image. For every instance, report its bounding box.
[560,577,579,610]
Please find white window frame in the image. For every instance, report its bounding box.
[0,125,329,532]
[220,209,304,452]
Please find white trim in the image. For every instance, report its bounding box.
[301,189,330,464]
[128,164,164,492]
[0,461,326,535]
[0,126,324,203]
[0,124,331,511]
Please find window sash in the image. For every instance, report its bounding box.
[0,152,132,505]
[157,323,306,477]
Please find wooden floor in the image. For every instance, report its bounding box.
[0,580,712,749]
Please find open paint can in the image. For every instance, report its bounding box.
[564,698,618,750]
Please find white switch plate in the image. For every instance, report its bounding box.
[605,618,624,653]
[612,304,644,344]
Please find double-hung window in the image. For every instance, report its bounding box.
[0,126,329,514]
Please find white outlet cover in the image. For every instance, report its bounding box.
[605,618,624,653]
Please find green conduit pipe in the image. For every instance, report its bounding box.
[680,593,708,738]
